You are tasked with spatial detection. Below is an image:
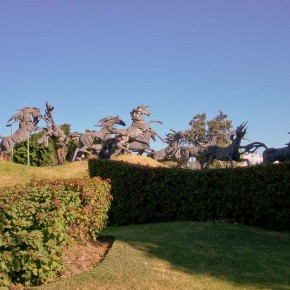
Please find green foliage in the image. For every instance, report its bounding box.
[0,176,111,287]
[185,110,232,146]
[186,112,207,145]
[207,110,232,134]
[13,132,54,166]
[12,124,76,165]
[89,159,290,230]
[60,123,71,136]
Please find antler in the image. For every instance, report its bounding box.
[239,142,268,153]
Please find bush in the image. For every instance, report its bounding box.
[13,131,54,166]
[0,176,111,287]
[88,159,290,230]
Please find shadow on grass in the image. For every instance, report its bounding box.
[105,221,290,290]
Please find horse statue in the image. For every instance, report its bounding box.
[263,144,290,164]
[262,133,290,164]
[36,102,70,165]
[147,129,186,166]
[202,123,248,168]
[203,123,267,168]
[103,105,163,158]
[178,130,230,169]
[108,124,163,157]
[71,115,126,161]
[0,107,43,158]
[126,105,152,138]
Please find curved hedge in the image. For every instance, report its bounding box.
[0,176,111,287]
[89,159,290,231]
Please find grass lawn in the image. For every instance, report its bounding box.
[0,154,161,188]
[34,221,290,290]
[2,159,289,289]
[0,160,88,187]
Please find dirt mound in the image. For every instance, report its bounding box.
[61,236,114,278]
[111,154,166,168]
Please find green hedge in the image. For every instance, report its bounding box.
[0,176,111,288]
[88,159,290,230]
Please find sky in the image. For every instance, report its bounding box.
[0,0,289,152]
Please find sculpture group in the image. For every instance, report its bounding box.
[1,102,290,167]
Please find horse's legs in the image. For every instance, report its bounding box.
[204,155,214,168]
[2,138,14,154]
[229,157,234,168]
[72,147,92,161]
[72,148,80,162]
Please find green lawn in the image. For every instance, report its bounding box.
[2,161,289,289]
[34,221,290,290]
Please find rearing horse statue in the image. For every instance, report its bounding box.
[203,123,248,168]
[106,105,163,157]
[203,122,267,168]
[0,107,43,157]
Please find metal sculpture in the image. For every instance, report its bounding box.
[37,102,70,165]
[262,133,290,164]
[201,123,266,168]
[128,128,162,155]
[0,107,43,158]
[147,129,185,165]
[178,131,230,169]
[71,115,126,161]
[101,105,163,158]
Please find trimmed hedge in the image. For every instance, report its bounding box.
[88,159,290,230]
[0,176,111,287]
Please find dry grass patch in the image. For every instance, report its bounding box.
[112,154,167,168]
[0,160,88,188]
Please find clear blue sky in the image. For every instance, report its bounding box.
[1,0,289,151]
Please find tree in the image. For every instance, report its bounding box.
[60,123,71,135]
[207,110,232,146]
[185,113,207,145]
[13,131,54,166]
[183,110,233,169]
[184,110,232,146]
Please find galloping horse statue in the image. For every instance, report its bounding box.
[262,132,290,164]
[0,107,43,158]
[71,115,126,161]
[202,123,267,168]
[104,105,163,158]
[147,129,185,165]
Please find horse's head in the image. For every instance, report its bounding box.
[96,115,126,128]
[136,105,151,116]
[164,129,185,145]
[130,105,151,122]
[114,115,126,127]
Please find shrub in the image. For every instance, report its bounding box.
[0,176,111,287]
[88,159,290,230]
[13,131,55,166]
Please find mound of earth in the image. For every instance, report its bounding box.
[61,236,114,278]
[111,154,167,168]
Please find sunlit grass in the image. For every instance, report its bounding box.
[2,159,289,289]
[35,222,290,290]
[0,160,88,187]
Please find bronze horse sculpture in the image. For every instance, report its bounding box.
[262,133,290,164]
[0,107,43,158]
[71,115,126,161]
[102,105,163,158]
